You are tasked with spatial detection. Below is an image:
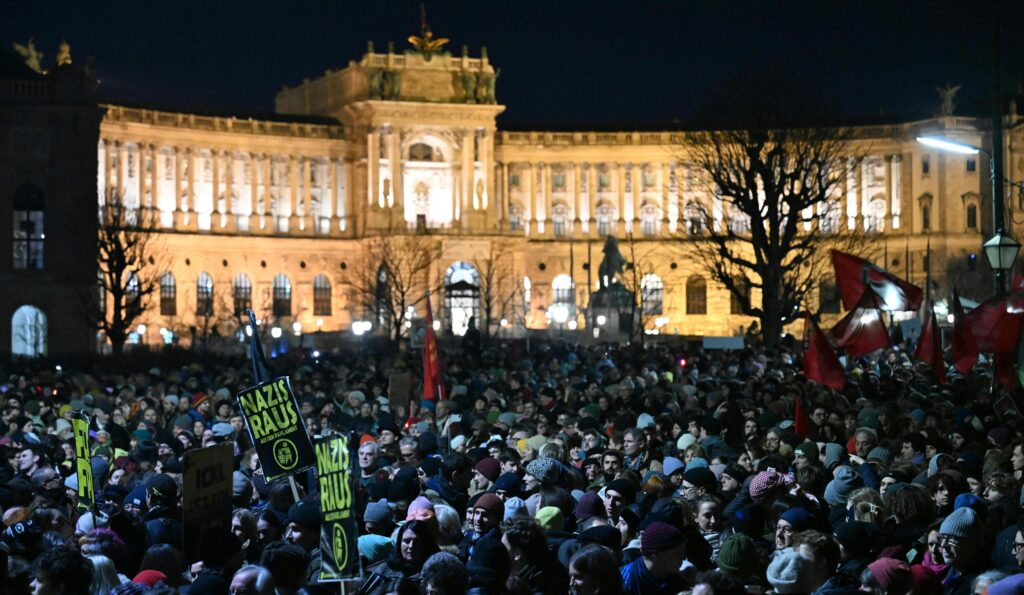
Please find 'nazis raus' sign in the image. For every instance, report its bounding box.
[236,376,314,480]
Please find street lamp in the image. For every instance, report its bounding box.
[917,135,1015,295]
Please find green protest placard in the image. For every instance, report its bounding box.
[71,412,94,513]
[182,444,234,563]
[316,433,359,581]
[236,376,314,481]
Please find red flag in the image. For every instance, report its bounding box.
[995,351,1019,390]
[831,289,890,357]
[951,288,979,374]
[966,296,1024,353]
[803,313,845,390]
[422,296,446,401]
[832,250,923,312]
[914,304,945,384]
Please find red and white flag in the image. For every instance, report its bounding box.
[831,289,890,357]
[832,250,924,312]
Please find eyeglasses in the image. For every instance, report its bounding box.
[1012,542,1024,553]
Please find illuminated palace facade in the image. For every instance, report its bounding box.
[5,39,1023,356]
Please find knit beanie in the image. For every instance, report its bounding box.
[525,457,560,487]
[868,558,912,594]
[866,446,892,465]
[503,497,529,521]
[474,457,501,482]
[605,478,638,504]
[721,464,750,484]
[578,525,622,550]
[662,456,685,477]
[833,521,874,559]
[683,467,717,491]
[489,472,521,496]
[639,521,685,556]
[363,499,392,525]
[677,434,697,451]
[132,570,168,587]
[939,507,982,542]
[823,443,847,470]
[575,491,607,522]
[717,533,758,579]
[288,499,321,529]
[766,548,815,594]
[779,507,816,532]
[795,442,819,462]
[474,493,505,520]
[535,506,564,532]
[358,534,394,564]
[824,466,863,506]
[733,504,766,539]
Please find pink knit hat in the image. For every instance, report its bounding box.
[748,470,792,504]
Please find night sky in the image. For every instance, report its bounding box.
[5,1,1024,129]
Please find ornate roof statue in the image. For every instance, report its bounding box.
[13,38,44,74]
[936,83,961,116]
[407,4,449,60]
[55,40,72,67]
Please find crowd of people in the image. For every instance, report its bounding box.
[1,337,1024,595]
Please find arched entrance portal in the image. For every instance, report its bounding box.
[444,262,479,336]
[12,305,47,357]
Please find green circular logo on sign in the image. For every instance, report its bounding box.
[272,438,299,471]
[332,523,348,573]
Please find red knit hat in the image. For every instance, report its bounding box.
[474,457,501,482]
[473,493,505,519]
[359,434,377,446]
[133,570,168,587]
[748,470,791,504]
[640,521,685,556]
[868,558,912,594]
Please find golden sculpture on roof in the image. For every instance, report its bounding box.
[407,5,449,59]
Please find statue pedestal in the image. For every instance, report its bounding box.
[587,283,635,341]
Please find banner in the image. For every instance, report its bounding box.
[236,376,314,481]
[182,444,233,563]
[316,433,359,581]
[71,412,94,513]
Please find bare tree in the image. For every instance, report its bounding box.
[673,77,867,347]
[351,232,441,344]
[472,242,520,343]
[618,232,662,345]
[90,193,165,356]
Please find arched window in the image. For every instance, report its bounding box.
[196,272,213,316]
[272,274,291,317]
[967,204,978,230]
[922,205,931,231]
[641,273,664,315]
[13,185,45,270]
[409,143,436,162]
[160,272,176,316]
[233,273,252,316]
[686,276,707,315]
[444,263,480,335]
[11,305,46,358]
[730,276,751,315]
[819,279,840,313]
[313,274,332,316]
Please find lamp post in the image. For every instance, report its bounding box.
[917,136,1020,295]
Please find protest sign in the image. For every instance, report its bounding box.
[316,433,359,581]
[71,412,94,513]
[236,376,314,481]
[182,444,234,563]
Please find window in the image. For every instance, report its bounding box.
[730,276,750,314]
[865,198,886,233]
[509,172,520,188]
[598,171,610,190]
[552,204,568,237]
[642,170,656,190]
[922,206,931,231]
[509,203,523,232]
[409,143,436,162]
[966,159,976,173]
[273,274,291,317]
[523,276,532,310]
[551,274,574,320]
[967,204,978,229]
[685,276,707,315]
[641,274,664,315]
[196,272,213,316]
[11,305,46,358]
[160,272,176,316]
[640,205,659,238]
[922,157,930,175]
[314,274,332,316]
[233,273,252,316]
[685,202,703,236]
[819,279,840,313]
[13,185,45,270]
[552,172,566,191]
[596,204,615,237]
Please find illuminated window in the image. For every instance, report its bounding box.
[314,274,332,316]
[641,274,663,315]
[11,305,46,358]
[686,276,707,315]
[272,274,291,317]
[160,272,176,316]
[233,273,252,316]
[196,272,213,316]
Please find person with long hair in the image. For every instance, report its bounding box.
[85,554,124,595]
[569,544,623,595]
[359,519,440,595]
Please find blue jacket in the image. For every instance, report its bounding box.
[620,557,685,595]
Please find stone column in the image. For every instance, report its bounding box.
[223,152,236,231]
[138,145,148,211]
[329,157,340,235]
[587,164,597,231]
[98,139,107,205]
[174,147,184,227]
[536,163,547,234]
[114,141,124,201]
[668,163,679,233]
[500,162,509,223]
[302,157,312,232]
[860,156,872,231]
[289,156,300,231]
[846,156,858,231]
[631,162,641,225]
[573,162,582,227]
[661,163,671,223]
[367,128,379,208]
[890,155,902,229]
[526,163,535,234]
[211,150,221,221]
[263,155,274,231]
[343,158,355,233]
[148,145,159,227]
[249,153,261,232]
[483,129,493,211]
[616,163,626,226]
[462,129,474,220]
[388,129,402,212]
